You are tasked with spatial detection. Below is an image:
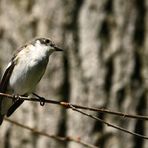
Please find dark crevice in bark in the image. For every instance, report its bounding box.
[62,0,84,57]
[99,18,112,93]
[4,127,11,148]
[32,103,39,148]
[83,1,114,145]
[130,50,145,147]
[57,48,69,148]
[57,1,84,145]
[21,139,30,145]
[105,0,113,13]
[99,19,110,47]
[62,0,84,90]
[57,109,67,148]
[57,47,69,140]
[99,0,113,61]
[131,51,142,83]
[116,88,125,107]
[13,0,34,13]
[93,113,104,148]
[63,0,84,30]
[136,93,146,115]
[61,52,70,101]
[93,112,104,134]
[104,58,113,93]
[32,133,38,148]
[26,0,35,13]
[97,133,114,148]
[0,28,4,38]
[134,93,146,148]
[134,0,145,46]
[101,20,110,38]
[99,0,113,42]
[62,0,85,90]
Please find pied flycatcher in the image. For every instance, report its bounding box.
[0,38,63,125]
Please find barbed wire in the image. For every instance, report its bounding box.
[0,92,147,120]
[0,92,148,141]
[69,104,148,140]
[4,118,98,148]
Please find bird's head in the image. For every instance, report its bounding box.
[32,38,63,55]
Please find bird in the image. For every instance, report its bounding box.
[0,37,63,125]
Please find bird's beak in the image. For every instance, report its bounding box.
[54,46,64,51]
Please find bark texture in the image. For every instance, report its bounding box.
[0,0,147,148]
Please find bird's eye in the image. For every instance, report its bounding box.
[45,39,50,44]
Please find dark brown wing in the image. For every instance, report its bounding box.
[0,42,27,92]
[0,44,27,125]
[0,61,15,92]
[0,61,15,125]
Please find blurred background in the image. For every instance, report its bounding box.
[0,0,147,148]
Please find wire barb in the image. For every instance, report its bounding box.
[60,102,71,109]
[32,92,46,106]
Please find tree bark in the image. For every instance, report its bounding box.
[0,0,147,148]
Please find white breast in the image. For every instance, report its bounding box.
[9,45,49,95]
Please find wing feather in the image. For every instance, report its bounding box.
[0,61,15,124]
[0,61,15,92]
[0,44,28,125]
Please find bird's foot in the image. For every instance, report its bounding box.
[32,93,45,106]
[12,94,20,103]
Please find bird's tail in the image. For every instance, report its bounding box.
[0,98,4,125]
[0,114,4,125]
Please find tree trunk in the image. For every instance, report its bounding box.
[0,0,147,148]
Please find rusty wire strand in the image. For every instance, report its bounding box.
[0,92,147,120]
[0,92,148,140]
[68,104,148,140]
[4,118,98,148]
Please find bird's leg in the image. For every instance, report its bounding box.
[7,94,24,117]
[32,93,45,106]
